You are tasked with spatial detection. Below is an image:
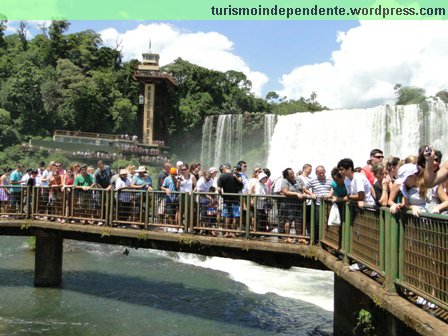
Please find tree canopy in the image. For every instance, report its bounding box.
[0,20,326,158]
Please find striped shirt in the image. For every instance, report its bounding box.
[306,177,332,205]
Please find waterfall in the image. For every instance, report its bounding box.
[200,116,214,166]
[200,114,249,168]
[264,114,277,161]
[266,100,448,178]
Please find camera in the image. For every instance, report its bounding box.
[425,146,432,157]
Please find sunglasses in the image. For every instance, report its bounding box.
[374,155,384,159]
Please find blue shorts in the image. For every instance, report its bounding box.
[222,203,240,218]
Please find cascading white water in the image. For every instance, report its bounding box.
[201,114,277,168]
[267,101,448,178]
[264,114,277,161]
[200,116,214,166]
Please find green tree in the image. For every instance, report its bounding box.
[435,90,448,104]
[394,84,426,105]
[110,98,137,134]
[0,60,46,135]
[48,20,70,66]
[0,108,19,149]
[0,19,7,49]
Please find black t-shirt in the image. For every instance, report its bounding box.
[217,173,243,201]
[94,166,112,188]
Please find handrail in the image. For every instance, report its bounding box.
[0,186,447,311]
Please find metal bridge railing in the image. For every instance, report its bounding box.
[348,204,384,275]
[320,200,344,250]
[0,186,28,218]
[146,190,187,232]
[396,211,448,311]
[1,187,447,312]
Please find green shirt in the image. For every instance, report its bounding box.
[74,174,94,187]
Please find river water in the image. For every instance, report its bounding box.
[0,237,334,336]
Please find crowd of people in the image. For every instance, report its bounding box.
[1,145,447,236]
[115,144,161,155]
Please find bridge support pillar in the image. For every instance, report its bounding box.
[333,275,419,336]
[34,235,63,287]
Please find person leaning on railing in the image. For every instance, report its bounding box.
[73,165,95,221]
[280,167,304,243]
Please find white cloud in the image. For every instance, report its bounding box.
[278,21,448,109]
[100,23,268,96]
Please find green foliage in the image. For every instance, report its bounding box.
[394,84,426,105]
[435,90,448,103]
[0,108,19,149]
[162,58,269,135]
[353,309,375,336]
[0,21,329,166]
[270,97,327,115]
[110,97,137,134]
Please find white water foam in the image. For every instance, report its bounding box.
[267,101,448,178]
[154,251,334,312]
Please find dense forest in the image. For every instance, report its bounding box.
[1,20,443,168]
[0,20,324,152]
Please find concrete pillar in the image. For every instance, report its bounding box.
[333,275,420,336]
[34,235,63,287]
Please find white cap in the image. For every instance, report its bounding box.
[176,161,183,167]
[395,163,418,185]
[258,172,268,181]
[209,167,218,174]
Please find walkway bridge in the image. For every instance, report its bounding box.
[0,186,447,336]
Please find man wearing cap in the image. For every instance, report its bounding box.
[337,158,375,207]
[161,167,181,224]
[217,163,244,237]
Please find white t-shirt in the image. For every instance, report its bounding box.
[344,172,375,205]
[196,177,214,192]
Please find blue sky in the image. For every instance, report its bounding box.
[10,20,448,108]
[68,20,359,97]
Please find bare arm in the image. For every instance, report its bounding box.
[424,147,448,187]
[281,186,303,200]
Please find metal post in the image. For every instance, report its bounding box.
[144,190,150,230]
[342,202,351,264]
[245,194,250,239]
[189,192,194,233]
[310,200,315,245]
[246,194,252,239]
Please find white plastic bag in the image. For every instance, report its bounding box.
[327,203,341,226]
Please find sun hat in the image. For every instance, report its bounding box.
[395,163,418,185]
[135,166,147,173]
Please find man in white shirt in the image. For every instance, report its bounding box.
[337,158,375,207]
